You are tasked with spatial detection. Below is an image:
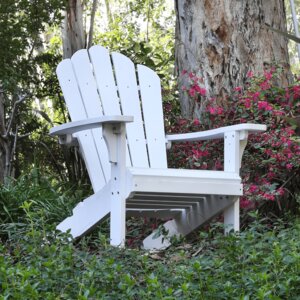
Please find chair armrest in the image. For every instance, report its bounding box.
[49,115,134,136]
[166,123,266,144]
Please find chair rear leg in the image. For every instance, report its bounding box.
[224,196,240,234]
[110,194,126,247]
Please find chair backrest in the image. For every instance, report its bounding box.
[56,45,167,192]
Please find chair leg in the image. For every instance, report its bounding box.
[224,197,240,234]
[56,184,111,238]
[110,194,126,247]
[143,195,236,250]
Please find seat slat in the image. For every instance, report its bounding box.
[137,65,167,168]
[89,45,132,167]
[111,52,149,168]
[56,60,106,191]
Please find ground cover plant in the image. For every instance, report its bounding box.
[0,198,299,299]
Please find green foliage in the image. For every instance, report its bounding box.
[0,169,89,240]
[93,0,175,90]
[0,0,64,90]
[1,202,299,299]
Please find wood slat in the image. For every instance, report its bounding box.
[137,64,167,168]
[56,59,106,191]
[111,52,149,168]
[88,45,131,166]
[70,50,111,183]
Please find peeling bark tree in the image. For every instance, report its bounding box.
[175,0,293,119]
[62,0,85,59]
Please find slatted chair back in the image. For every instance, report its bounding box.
[56,45,167,192]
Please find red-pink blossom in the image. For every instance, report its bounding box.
[188,88,196,97]
[193,119,200,126]
[258,101,272,111]
[249,184,258,193]
[181,70,187,75]
[264,71,273,81]
[263,193,275,201]
[247,71,254,78]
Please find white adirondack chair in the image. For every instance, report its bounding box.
[50,45,266,249]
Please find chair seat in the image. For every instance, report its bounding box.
[126,167,242,197]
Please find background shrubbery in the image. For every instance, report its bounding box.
[166,69,300,219]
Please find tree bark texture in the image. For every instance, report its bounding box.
[62,0,85,59]
[175,0,293,118]
[0,89,5,183]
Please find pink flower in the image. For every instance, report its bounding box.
[188,88,196,97]
[216,107,223,115]
[189,72,195,79]
[258,101,272,111]
[234,86,242,92]
[244,98,251,108]
[193,119,200,126]
[207,106,223,115]
[192,149,209,158]
[263,193,275,201]
[277,187,285,196]
[260,81,271,90]
[194,85,206,96]
[286,163,293,170]
[250,91,260,101]
[181,70,187,76]
[240,198,252,209]
[264,71,273,81]
[247,71,254,78]
[249,184,258,193]
[199,87,206,96]
[208,106,216,114]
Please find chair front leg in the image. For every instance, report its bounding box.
[103,123,127,247]
[223,130,248,233]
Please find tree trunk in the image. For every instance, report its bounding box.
[175,0,293,119]
[0,88,5,183]
[87,0,98,49]
[62,0,85,59]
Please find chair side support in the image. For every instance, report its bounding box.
[223,130,248,233]
[102,123,127,247]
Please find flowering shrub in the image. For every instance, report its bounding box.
[166,69,300,213]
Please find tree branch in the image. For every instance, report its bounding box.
[87,0,98,49]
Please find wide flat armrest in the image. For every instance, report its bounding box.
[50,115,134,136]
[166,123,266,143]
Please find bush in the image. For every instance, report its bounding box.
[0,212,299,299]
[166,69,300,215]
[0,169,87,240]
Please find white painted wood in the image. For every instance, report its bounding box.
[223,130,242,233]
[111,52,149,168]
[224,131,240,173]
[88,45,132,167]
[54,46,267,249]
[166,123,266,143]
[71,49,111,183]
[224,197,240,233]
[137,65,167,168]
[56,183,111,238]
[103,123,127,247]
[56,59,106,192]
[143,195,235,250]
[126,168,243,196]
[50,116,133,136]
